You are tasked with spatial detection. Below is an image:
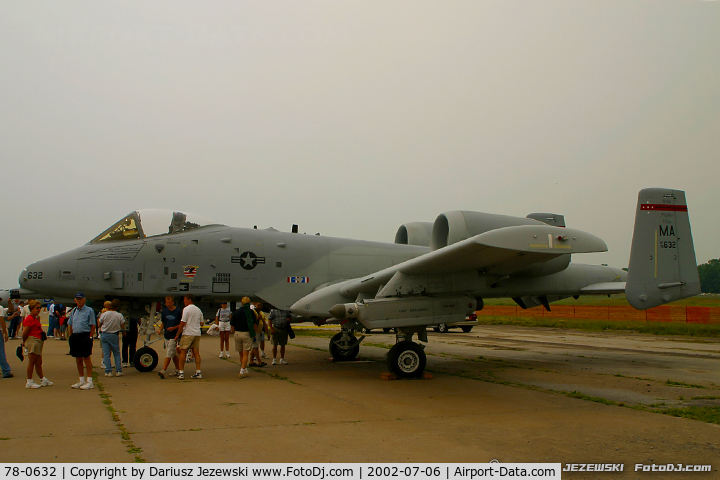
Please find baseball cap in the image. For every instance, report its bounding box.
[75,292,86,299]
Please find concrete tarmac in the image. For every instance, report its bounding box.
[0,326,718,478]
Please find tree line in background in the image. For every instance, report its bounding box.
[699,259,720,293]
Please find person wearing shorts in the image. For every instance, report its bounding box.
[248,303,266,367]
[254,302,270,360]
[67,292,96,390]
[22,300,53,388]
[174,294,203,380]
[215,302,232,358]
[231,297,255,379]
[157,296,182,379]
[269,308,292,365]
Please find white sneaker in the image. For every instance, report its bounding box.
[260,352,268,359]
[279,359,288,365]
[219,352,224,358]
[115,372,123,377]
[122,362,129,368]
[26,381,42,389]
[71,381,86,389]
[40,378,53,387]
[272,358,277,365]
[101,361,106,369]
[104,372,113,377]
[80,382,94,390]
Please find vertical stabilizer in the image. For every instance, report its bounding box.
[626,188,700,310]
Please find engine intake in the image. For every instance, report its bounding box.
[394,222,433,247]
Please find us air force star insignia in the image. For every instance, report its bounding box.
[233,251,266,270]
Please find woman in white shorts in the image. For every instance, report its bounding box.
[215,302,232,358]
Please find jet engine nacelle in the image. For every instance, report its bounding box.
[431,211,544,250]
[329,295,477,330]
[394,222,433,247]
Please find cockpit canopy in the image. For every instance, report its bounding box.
[90,209,222,243]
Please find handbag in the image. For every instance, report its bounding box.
[41,331,47,341]
[16,345,24,361]
[287,323,295,340]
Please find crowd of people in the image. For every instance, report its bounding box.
[0,293,296,388]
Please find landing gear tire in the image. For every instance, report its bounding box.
[461,326,473,333]
[329,332,360,362]
[133,347,158,372]
[386,341,426,379]
[437,323,449,334]
[383,328,391,333]
[362,327,373,334]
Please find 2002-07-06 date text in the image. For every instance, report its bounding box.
[366,467,442,477]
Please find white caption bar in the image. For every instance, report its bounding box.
[1,464,561,480]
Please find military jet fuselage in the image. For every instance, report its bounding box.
[18,188,701,378]
[20,209,427,312]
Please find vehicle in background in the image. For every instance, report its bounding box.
[431,313,479,333]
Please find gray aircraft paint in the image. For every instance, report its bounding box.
[626,188,700,309]
[16,189,700,377]
[20,190,697,320]
[19,213,425,311]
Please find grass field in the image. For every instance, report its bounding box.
[479,294,720,337]
[476,316,720,337]
[483,293,720,308]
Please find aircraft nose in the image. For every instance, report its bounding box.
[20,259,53,293]
[20,262,39,286]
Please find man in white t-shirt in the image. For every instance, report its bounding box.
[47,301,56,338]
[174,294,203,380]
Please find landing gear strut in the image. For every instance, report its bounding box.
[385,327,427,379]
[134,302,162,372]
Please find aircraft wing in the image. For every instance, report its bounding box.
[344,225,607,293]
[294,225,608,317]
[395,224,607,276]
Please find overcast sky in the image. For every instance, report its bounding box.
[1,1,718,289]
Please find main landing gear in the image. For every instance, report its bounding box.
[386,327,427,379]
[327,324,428,379]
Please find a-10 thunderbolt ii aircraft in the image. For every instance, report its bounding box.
[18,188,700,378]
